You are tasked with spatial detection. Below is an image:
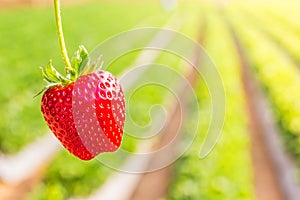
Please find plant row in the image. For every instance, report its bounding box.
[166,8,255,200]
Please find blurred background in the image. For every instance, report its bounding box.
[0,0,300,199]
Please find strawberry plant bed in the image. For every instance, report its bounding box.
[167,9,255,200]
[227,15,284,200]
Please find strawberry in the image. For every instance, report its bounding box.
[39,46,125,160]
[38,0,125,160]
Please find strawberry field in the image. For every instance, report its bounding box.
[1,1,300,200]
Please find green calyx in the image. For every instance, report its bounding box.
[36,45,88,97]
[41,45,88,85]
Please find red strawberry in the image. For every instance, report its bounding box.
[39,46,125,160]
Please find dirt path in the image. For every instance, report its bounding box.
[128,21,206,200]
[128,65,199,200]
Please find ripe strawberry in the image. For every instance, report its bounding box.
[39,46,125,160]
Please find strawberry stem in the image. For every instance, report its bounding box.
[54,0,72,73]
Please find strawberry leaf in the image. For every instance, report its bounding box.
[72,45,88,78]
[45,60,71,84]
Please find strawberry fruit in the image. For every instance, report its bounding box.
[39,46,125,160]
[38,0,125,160]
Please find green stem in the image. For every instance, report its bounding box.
[54,0,72,73]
